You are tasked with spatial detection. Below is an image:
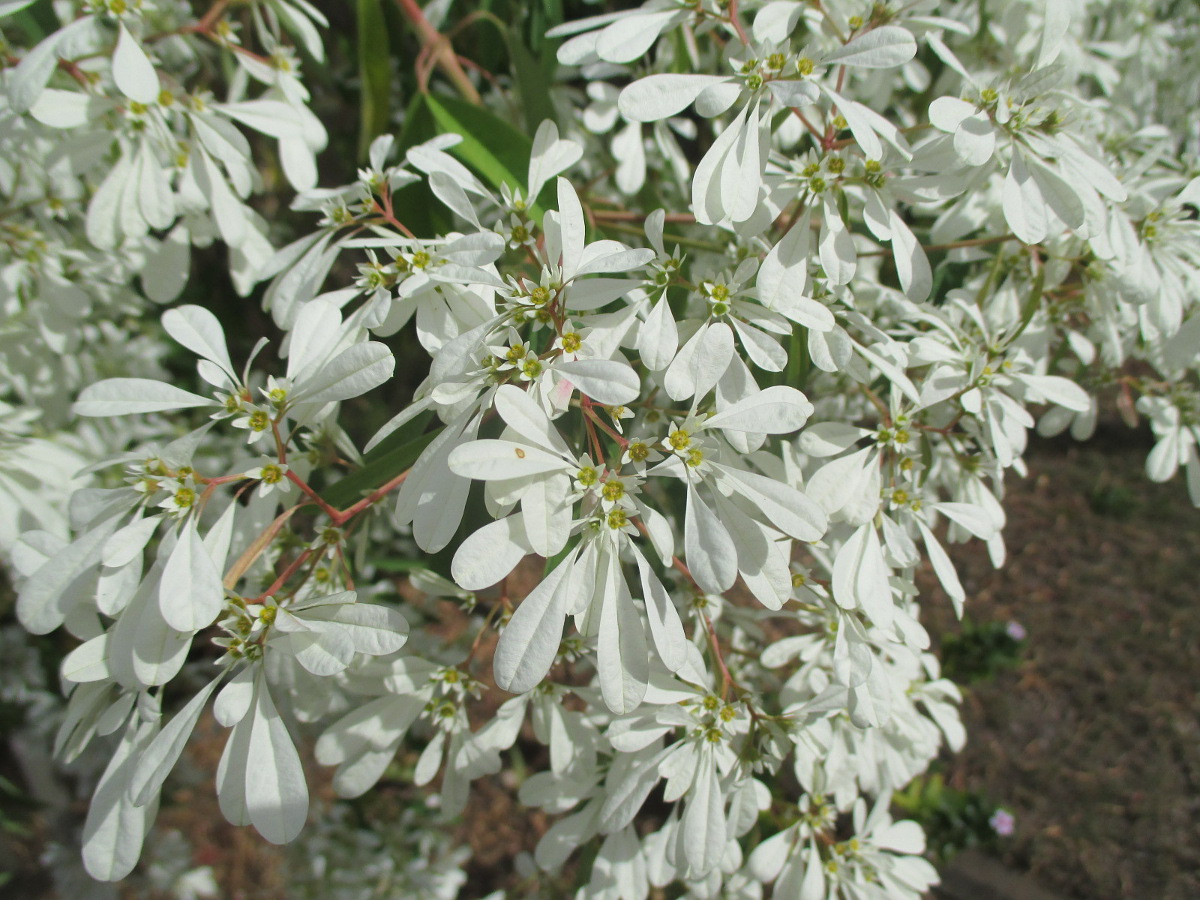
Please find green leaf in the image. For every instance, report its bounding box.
[391,93,454,236]
[366,558,431,573]
[356,0,393,159]
[320,412,438,509]
[509,27,558,133]
[423,94,548,218]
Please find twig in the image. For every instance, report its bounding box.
[393,0,482,104]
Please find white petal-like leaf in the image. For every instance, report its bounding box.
[618,74,730,122]
[292,342,394,405]
[494,549,575,693]
[705,385,813,434]
[556,358,641,405]
[113,22,159,104]
[824,26,917,69]
[74,378,216,416]
[245,673,309,844]
[159,518,224,633]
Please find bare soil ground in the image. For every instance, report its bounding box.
[931,431,1200,900]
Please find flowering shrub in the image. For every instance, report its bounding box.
[2,0,1199,896]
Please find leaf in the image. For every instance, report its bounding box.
[293,600,409,657]
[918,521,964,617]
[320,417,437,510]
[448,439,568,480]
[596,552,649,714]
[129,675,223,807]
[555,358,641,405]
[494,548,574,693]
[636,296,679,371]
[18,15,85,105]
[82,722,156,881]
[450,513,530,590]
[510,27,558,133]
[705,385,813,434]
[682,750,726,875]
[618,74,728,123]
[217,100,308,139]
[159,518,225,633]
[245,673,309,844]
[292,341,394,405]
[74,378,215,417]
[162,305,235,378]
[356,0,392,158]
[633,549,686,672]
[889,211,932,300]
[684,480,737,594]
[1020,373,1091,412]
[113,22,159,104]
[424,94,545,216]
[62,633,110,683]
[1003,150,1050,244]
[713,464,827,542]
[495,384,571,456]
[824,25,917,69]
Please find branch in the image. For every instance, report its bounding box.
[393,0,482,104]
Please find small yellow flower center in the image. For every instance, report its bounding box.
[606,508,628,530]
[561,332,582,353]
[601,480,625,501]
[577,465,598,487]
[668,429,691,450]
[628,441,650,463]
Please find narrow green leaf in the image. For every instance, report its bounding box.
[509,27,558,133]
[320,413,437,509]
[356,0,393,159]
[423,94,547,217]
[391,93,453,236]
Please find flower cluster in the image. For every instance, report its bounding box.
[2,0,1199,897]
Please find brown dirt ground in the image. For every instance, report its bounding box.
[931,431,1200,900]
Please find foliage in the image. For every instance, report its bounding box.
[939,619,1026,684]
[0,0,1198,898]
[892,772,1010,862]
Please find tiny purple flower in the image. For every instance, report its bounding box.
[989,808,1015,836]
[1006,621,1027,641]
